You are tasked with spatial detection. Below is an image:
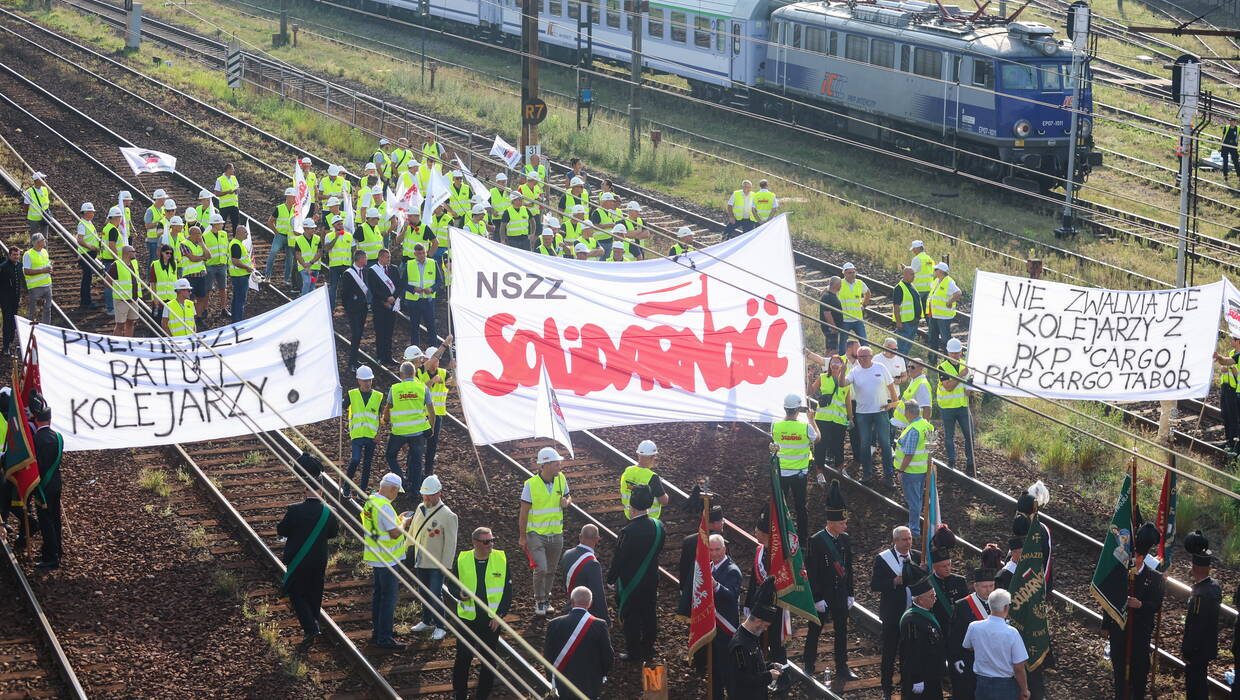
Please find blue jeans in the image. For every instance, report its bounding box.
[839,318,867,354]
[928,317,954,354]
[327,266,344,311]
[901,471,926,537]
[103,285,114,314]
[264,233,294,280]
[424,415,442,475]
[407,297,437,347]
[146,240,159,266]
[975,675,1018,700]
[348,437,376,495]
[385,432,426,494]
[856,411,894,480]
[371,565,399,644]
[415,567,446,626]
[895,323,917,356]
[298,269,314,296]
[941,405,975,473]
[230,275,249,321]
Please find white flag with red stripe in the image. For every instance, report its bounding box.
[534,364,573,458]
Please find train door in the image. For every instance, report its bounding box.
[943,54,962,134]
[773,20,788,93]
[728,20,744,84]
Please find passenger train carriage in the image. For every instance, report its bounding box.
[342,0,1099,189]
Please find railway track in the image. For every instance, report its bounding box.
[0,540,85,700]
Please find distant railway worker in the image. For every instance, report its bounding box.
[893,266,924,356]
[1222,117,1239,182]
[723,179,756,240]
[620,440,669,520]
[0,246,22,355]
[408,474,458,642]
[543,586,613,700]
[213,162,240,233]
[520,171,544,236]
[265,187,299,286]
[323,216,355,309]
[75,202,99,310]
[150,244,178,314]
[519,447,571,617]
[910,240,935,306]
[895,399,934,537]
[22,172,50,237]
[607,241,633,262]
[106,245,143,338]
[591,192,621,243]
[811,354,850,483]
[498,193,532,250]
[559,176,590,214]
[345,365,384,498]
[390,138,413,180]
[1214,333,1240,454]
[363,472,409,651]
[421,133,446,164]
[927,262,962,355]
[621,203,648,258]
[537,229,564,257]
[194,190,215,229]
[22,233,52,325]
[669,226,695,256]
[318,164,351,212]
[817,276,844,355]
[891,361,933,433]
[448,170,472,224]
[837,262,870,351]
[163,279,196,337]
[417,346,452,476]
[179,227,210,321]
[451,526,512,699]
[100,206,126,315]
[277,455,339,650]
[143,189,168,263]
[772,393,818,544]
[488,172,511,238]
[29,392,62,570]
[203,213,230,321]
[752,179,779,225]
[402,242,438,348]
[382,360,433,493]
[607,484,665,664]
[835,345,898,486]
[937,338,976,477]
[560,524,609,623]
[228,227,254,322]
[372,137,393,182]
[524,152,547,183]
[573,241,591,261]
[464,204,493,238]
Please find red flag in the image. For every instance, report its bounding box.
[687,497,716,657]
[4,337,40,506]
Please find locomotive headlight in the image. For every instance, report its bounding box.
[1013,119,1032,138]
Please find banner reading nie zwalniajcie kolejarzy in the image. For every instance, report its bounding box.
[17,287,341,451]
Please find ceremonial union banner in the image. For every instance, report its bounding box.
[119,147,177,175]
[449,215,805,446]
[968,271,1224,400]
[16,287,340,451]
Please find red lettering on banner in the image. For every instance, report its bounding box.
[472,274,790,397]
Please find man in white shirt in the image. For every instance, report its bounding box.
[836,347,898,485]
[962,589,1030,700]
[873,338,907,387]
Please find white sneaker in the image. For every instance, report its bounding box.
[431,627,446,641]
[534,600,547,617]
[816,473,827,485]
[411,621,432,633]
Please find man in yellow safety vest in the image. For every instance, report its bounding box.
[723,179,755,240]
[106,245,143,337]
[381,361,434,494]
[23,172,51,237]
[937,338,974,476]
[909,240,935,306]
[927,262,962,356]
[22,233,52,325]
[162,278,197,337]
[345,365,384,498]
[213,162,240,233]
[451,526,512,697]
[894,399,934,537]
[770,393,819,545]
[362,472,409,650]
[837,262,871,353]
[518,447,572,617]
[620,440,669,520]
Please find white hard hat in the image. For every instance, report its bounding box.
[302,218,317,229]
[184,209,198,222]
[571,205,585,215]
[841,262,856,271]
[403,345,425,361]
[325,197,341,208]
[210,213,225,224]
[471,203,487,214]
[163,199,177,210]
[625,201,641,211]
[405,160,417,169]
[153,189,167,198]
[119,190,133,201]
[495,173,508,181]
[612,241,625,250]
[909,240,925,250]
[528,171,542,181]
[935,262,950,272]
[108,206,123,218]
[677,226,694,238]
[169,216,184,225]
[451,170,462,178]
[80,202,95,212]
[419,474,443,495]
[636,440,657,456]
[574,242,590,254]
[380,472,405,492]
[174,278,192,290]
[946,338,964,353]
[198,189,211,199]
[379,137,390,146]
[545,216,560,229]
[328,165,342,176]
[600,192,616,201]
[364,162,378,172]
[540,228,555,237]
[366,207,381,218]
[300,157,311,165]
[570,177,585,186]
[284,187,296,196]
[355,365,375,380]
[783,393,803,410]
[611,224,627,235]
[31,171,46,181]
[536,447,563,464]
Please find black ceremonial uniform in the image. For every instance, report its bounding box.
[900,604,946,700]
[606,493,664,664]
[277,496,339,641]
[803,528,853,675]
[1183,575,1221,700]
[929,572,968,636]
[947,593,989,700]
[1105,562,1163,700]
[32,424,63,567]
[745,543,786,662]
[729,625,773,700]
[1232,582,1239,700]
[870,548,920,697]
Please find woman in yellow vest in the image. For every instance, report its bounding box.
[163,279,197,337]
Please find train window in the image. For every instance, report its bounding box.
[869,39,894,68]
[1001,63,1037,90]
[951,55,962,82]
[695,16,712,48]
[828,31,837,56]
[716,20,725,52]
[844,34,867,62]
[733,22,741,54]
[900,45,910,71]
[671,11,687,42]
[648,7,663,37]
[912,47,942,79]
[606,0,620,28]
[590,1,599,24]
[568,1,580,19]
[804,27,825,54]
[549,0,561,15]
[1041,63,1068,90]
[973,60,993,89]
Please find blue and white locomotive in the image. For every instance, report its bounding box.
[346,0,1099,188]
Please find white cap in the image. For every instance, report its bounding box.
[783,393,803,410]
[545,216,560,229]
[471,203,487,214]
[574,242,590,254]
[496,173,508,181]
[328,165,342,176]
[612,241,625,250]
[209,213,225,224]
[325,197,341,207]
[420,474,443,495]
[198,189,211,199]
[909,240,924,250]
[625,201,641,211]
[184,209,198,223]
[174,278,192,290]
[120,190,133,201]
[600,192,616,201]
[380,472,405,492]
[935,262,949,272]
[677,226,694,238]
[451,170,462,177]
[841,262,856,271]
[570,177,585,186]
[379,137,390,146]
[636,439,658,456]
[528,171,541,181]
[153,189,167,198]
[540,228,555,237]
[284,187,296,196]
[164,199,177,210]
[366,207,381,218]
[80,202,95,212]
[571,205,585,215]
[108,206,123,218]
[537,447,563,464]
[364,162,378,172]
[300,157,311,165]
[169,216,184,225]
[355,365,375,380]
[31,171,46,180]
[302,218,317,229]
[946,338,964,353]
[611,224,627,235]
[403,345,425,361]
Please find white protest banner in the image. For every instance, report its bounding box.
[1224,278,1240,338]
[967,271,1224,400]
[119,147,177,175]
[449,215,805,446]
[490,135,521,168]
[17,287,341,451]
[422,168,451,222]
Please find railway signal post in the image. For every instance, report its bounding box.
[520,0,541,157]
[1055,1,1090,238]
[629,0,646,157]
[1171,54,1201,288]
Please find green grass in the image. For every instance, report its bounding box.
[137,467,171,497]
[211,568,242,598]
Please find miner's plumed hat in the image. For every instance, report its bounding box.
[754,505,770,534]
[629,483,654,512]
[1010,514,1030,550]
[930,524,957,560]
[825,479,847,521]
[709,505,724,523]
[975,543,1003,582]
[908,566,934,596]
[1184,530,1214,566]
[751,578,781,623]
[1134,523,1160,557]
[27,390,50,421]
[295,451,324,481]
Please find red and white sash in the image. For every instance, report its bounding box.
[716,609,737,636]
[554,611,598,669]
[964,593,988,621]
[564,551,597,592]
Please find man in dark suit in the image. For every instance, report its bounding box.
[364,248,399,365]
[1182,531,1221,700]
[708,533,743,698]
[803,479,856,682]
[340,250,370,371]
[1105,523,1163,700]
[901,568,947,700]
[277,453,339,648]
[606,484,665,664]
[560,524,609,623]
[679,504,724,616]
[0,246,22,355]
[869,525,920,700]
[543,586,613,700]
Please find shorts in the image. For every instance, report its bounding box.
[113,300,142,324]
[205,265,227,292]
[187,275,207,299]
